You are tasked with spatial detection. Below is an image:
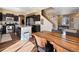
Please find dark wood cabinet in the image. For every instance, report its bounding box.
[26,15,35,26]
[32,25,40,33]
[6,13,14,17]
[26,15,40,26]
[2,25,6,34]
[34,15,40,21]
[14,16,18,21]
[3,14,6,21]
[0,12,3,21]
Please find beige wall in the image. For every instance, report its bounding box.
[69,13,79,30]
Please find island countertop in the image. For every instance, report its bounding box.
[33,31,79,52]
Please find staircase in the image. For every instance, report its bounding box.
[41,8,58,30]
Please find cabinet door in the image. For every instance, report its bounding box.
[26,17,35,26]
[26,18,30,25]
[0,13,2,21]
[3,14,6,21]
[6,13,14,17]
[34,15,40,21]
[14,16,18,21]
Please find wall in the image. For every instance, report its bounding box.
[69,13,79,30]
[40,15,53,32]
[42,8,59,30]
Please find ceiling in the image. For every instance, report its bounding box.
[53,7,79,15]
[1,7,79,15]
[1,7,47,15]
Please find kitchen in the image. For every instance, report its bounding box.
[0,7,79,52]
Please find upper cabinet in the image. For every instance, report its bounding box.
[6,13,14,17]
[26,15,40,26]
[14,16,18,21]
[0,12,3,21]
[34,15,40,21]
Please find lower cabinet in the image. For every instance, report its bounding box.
[32,25,40,33]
